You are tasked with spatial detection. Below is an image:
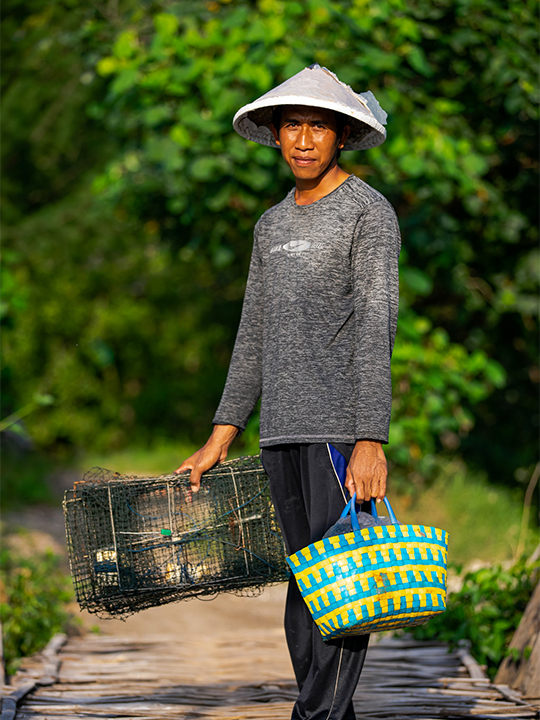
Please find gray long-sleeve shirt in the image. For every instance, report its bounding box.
[213,174,401,447]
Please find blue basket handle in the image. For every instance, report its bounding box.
[340,494,399,530]
[339,494,361,531]
[370,496,399,524]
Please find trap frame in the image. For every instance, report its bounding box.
[63,456,289,618]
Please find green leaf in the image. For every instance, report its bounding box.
[399,154,425,177]
[460,152,489,177]
[484,361,507,388]
[154,13,179,38]
[32,394,55,406]
[113,30,138,60]
[170,125,191,147]
[189,155,230,181]
[96,56,118,76]
[406,46,433,77]
[401,268,433,296]
[142,105,173,127]
[111,69,139,95]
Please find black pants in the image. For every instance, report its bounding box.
[261,443,369,720]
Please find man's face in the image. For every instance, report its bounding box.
[270,105,349,181]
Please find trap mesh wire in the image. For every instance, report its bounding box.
[63,455,289,618]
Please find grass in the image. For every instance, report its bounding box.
[79,437,258,477]
[80,440,199,477]
[389,460,537,566]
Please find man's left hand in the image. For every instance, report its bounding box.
[344,440,387,502]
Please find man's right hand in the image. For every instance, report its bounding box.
[174,424,239,492]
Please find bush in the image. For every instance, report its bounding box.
[409,558,539,679]
[0,542,74,675]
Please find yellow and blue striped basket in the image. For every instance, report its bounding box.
[286,497,448,640]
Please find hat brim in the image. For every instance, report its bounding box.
[233,96,386,151]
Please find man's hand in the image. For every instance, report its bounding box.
[344,440,387,502]
[174,424,239,492]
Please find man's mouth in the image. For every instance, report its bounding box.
[293,157,316,166]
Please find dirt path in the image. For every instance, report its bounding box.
[78,583,290,645]
[3,500,291,661]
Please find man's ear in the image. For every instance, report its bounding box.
[338,124,351,149]
[269,122,281,146]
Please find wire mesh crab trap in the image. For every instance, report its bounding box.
[63,456,289,618]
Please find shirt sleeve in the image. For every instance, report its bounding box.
[351,199,401,443]
[212,230,264,430]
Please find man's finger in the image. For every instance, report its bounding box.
[354,478,367,502]
[369,477,380,502]
[174,461,192,474]
[175,452,199,474]
[344,474,355,498]
[375,463,387,501]
[189,467,203,492]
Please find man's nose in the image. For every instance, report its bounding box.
[296,124,314,150]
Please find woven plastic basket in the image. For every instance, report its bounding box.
[286,495,448,640]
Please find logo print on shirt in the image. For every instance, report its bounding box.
[282,240,311,252]
[269,240,323,255]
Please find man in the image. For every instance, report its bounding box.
[176,64,401,720]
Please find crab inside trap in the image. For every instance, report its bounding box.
[63,456,289,618]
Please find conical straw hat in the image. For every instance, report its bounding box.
[233,64,387,151]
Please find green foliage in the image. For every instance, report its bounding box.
[2,0,538,485]
[0,542,73,675]
[2,191,236,452]
[389,314,505,474]
[409,559,539,679]
[0,452,55,509]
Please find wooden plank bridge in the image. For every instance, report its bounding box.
[4,633,538,719]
